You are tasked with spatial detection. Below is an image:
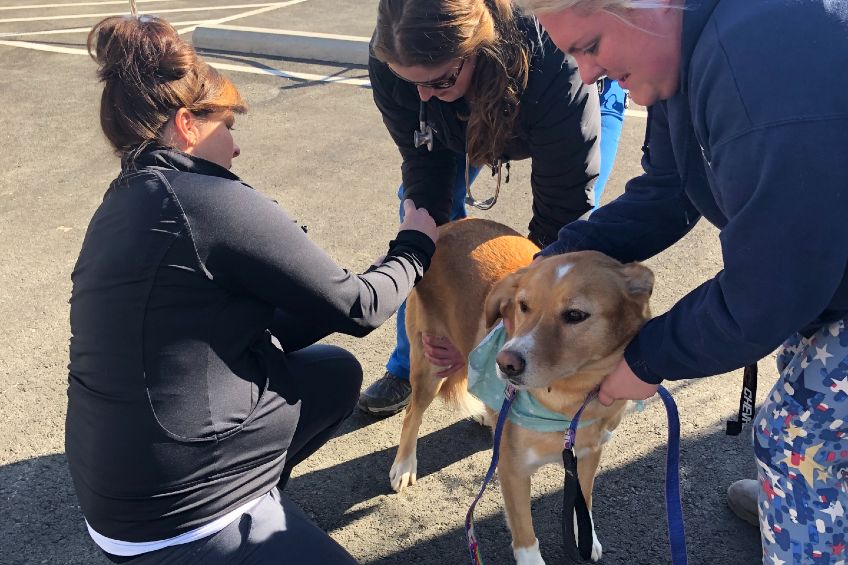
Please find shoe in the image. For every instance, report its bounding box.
[727,479,760,527]
[357,372,411,417]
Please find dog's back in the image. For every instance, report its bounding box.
[406,219,539,411]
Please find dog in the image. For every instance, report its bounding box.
[390,218,653,564]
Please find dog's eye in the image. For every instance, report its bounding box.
[518,300,529,313]
[561,309,590,324]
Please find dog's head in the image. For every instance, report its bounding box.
[483,251,653,390]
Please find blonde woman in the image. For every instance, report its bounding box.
[517,0,848,562]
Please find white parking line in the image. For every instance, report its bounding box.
[0,20,203,38]
[0,36,650,116]
[212,61,369,87]
[0,3,282,24]
[0,0,169,10]
[176,0,308,35]
[0,0,308,38]
[0,39,371,87]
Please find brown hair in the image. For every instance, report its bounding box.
[372,0,529,168]
[87,15,246,155]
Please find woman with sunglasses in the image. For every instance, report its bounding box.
[359,0,618,416]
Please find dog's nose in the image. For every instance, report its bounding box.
[496,350,526,378]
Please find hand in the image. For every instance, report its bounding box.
[597,357,659,406]
[422,333,465,377]
[399,200,438,244]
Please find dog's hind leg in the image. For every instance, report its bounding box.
[389,361,442,492]
[389,293,445,493]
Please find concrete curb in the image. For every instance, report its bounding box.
[192,25,370,66]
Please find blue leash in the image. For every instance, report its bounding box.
[657,385,688,565]
[465,384,516,564]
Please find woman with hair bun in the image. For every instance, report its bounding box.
[358,0,623,416]
[67,15,437,563]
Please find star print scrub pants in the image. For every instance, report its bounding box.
[753,318,848,564]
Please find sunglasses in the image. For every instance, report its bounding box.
[389,57,467,90]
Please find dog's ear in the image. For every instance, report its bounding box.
[621,262,654,298]
[484,271,521,329]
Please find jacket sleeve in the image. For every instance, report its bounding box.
[538,102,701,263]
[369,55,457,225]
[625,117,848,382]
[178,179,435,351]
[523,54,598,247]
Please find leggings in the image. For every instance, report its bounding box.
[753,318,848,564]
[109,344,363,564]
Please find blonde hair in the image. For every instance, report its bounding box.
[87,15,246,155]
[373,0,529,168]
[514,0,670,15]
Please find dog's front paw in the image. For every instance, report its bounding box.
[389,454,417,492]
[513,539,545,565]
[573,512,603,562]
[590,530,603,562]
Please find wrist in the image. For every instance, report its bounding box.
[623,338,663,385]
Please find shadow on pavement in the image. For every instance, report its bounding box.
[288,416,493,530]
[0,453,104,564]
[0,418,761,565]
[297,424,763,565]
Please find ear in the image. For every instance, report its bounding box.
[169,108,200,152]
[620,262,654,298]
[484,271,521,329]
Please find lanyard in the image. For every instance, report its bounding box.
[413,101,507,211]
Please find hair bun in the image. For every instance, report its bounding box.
[87,15,195,83]
[88,14,245,154]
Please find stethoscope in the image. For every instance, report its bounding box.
[414,100,506,210]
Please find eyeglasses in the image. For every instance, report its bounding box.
[389,57,467,90]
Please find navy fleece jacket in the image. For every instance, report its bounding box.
[540,0,848,382]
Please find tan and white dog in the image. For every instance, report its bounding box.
[390,218,653,564]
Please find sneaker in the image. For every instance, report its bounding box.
[727,479,760,527]
[357,372,412,417]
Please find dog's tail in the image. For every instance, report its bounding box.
[439,373,487,421]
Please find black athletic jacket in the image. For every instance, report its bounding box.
[66,146,434,542]
[369,16,600,247]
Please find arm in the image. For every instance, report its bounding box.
[524,53,598,247]
[180,179,436,350]
[625,118,848,382]
[267,229,433,351]
[538,103,701,263]
[369,55,457,225]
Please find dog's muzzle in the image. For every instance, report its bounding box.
[496,349,526,383]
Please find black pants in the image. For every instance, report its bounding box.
[109,344,362,564]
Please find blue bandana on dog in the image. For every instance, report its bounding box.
[467,322,595,433]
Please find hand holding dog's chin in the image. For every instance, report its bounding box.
[597,358,659,406]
